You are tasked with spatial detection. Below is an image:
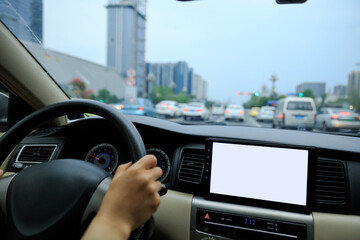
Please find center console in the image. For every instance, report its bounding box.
[190,197,313,240]
[190,138,315,239]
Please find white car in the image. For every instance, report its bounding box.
[315,107,360,131]
[256,106,275,122]
[225,104,245,121]
[183,102,210,120]
[273,97,316,130]
[211,103,225,115]
[156,100,182,118]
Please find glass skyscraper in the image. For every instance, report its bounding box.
[0,0,42,43]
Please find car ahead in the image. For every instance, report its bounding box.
[183,102,210,120]
[112,98,157,118]
[224,104,245,121]
[273,97,316,130]
[211,103,225,116]
[178,103,188,114]
[256,106,275,122]
[315,107,360,131]
[155,100,182,118]
[249,107,260,117]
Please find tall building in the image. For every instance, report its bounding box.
[0,0,43,43]
[295,82,326,98]
[160,63,175,89]
[145,63,175,93]
[192,74,208,100]
[188,68,193,95]
[333,85,346,96]
[347,71,360,95]
[106,0,146,97]
[174,61,188,94]
[146,61,208,99]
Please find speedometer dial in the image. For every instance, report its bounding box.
[146,148,171,182]
[85,143,119,173]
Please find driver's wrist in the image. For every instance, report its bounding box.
[82,213,132,240]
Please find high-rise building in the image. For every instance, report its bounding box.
[146,61,207,99]
[333,85,346,96]
[145,63,175,94]
[347,71,360,95]
[106,0,146,97]
[295,82,326,98]
[0,0,43,43]
[188,68,193,95]
[192,74,208,100]
[160,63,175,89]
[174,61,188,94]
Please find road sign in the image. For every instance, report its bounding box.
[127,68,136,78]
[126,77,136,87]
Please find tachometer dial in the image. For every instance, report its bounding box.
[146,148,171,182]
[85,143,119,173]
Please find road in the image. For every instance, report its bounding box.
[169,111,273,128]
[167,112,360,136]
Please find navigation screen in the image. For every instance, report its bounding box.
[210,142,309,206]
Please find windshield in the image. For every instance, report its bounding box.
[287,102,313,111]
[1,0,359,135]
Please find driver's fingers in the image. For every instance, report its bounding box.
[133,155,158,170]
[114,162,132,179]
[153,180,162,193]
[0,169,3,177]
[147,166,163,181]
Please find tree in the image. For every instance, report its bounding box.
[270,74,278,99]
[91,88,120,104]
[149,86,192,104]
[302,89,315,99]
[69,78,94,99]
[244,95,270,108]
[349,90,360,113]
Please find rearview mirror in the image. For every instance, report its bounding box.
[276,0,307,4]
[177,0,307,3]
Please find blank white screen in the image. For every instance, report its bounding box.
[210,142,308,206]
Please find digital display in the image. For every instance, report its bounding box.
[210,142,309,206]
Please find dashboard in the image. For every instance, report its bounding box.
[8,115,360,240]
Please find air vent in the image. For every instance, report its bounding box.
[178,151,205,184]
[315,158,347,204]
[16,145,57,163]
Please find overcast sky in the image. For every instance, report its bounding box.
[44,0,360,103]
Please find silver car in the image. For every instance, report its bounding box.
[225,104,245,122]
[256,106,275,123]
[315,108,360,131]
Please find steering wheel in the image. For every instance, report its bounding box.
[0,99,149,239]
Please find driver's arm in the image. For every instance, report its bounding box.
[82,155,163,240]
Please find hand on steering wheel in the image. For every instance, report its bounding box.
[0,99,165,240]
[82,155,162,240]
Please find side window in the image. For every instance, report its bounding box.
[0,83,9,132]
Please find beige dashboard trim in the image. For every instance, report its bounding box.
[313,212,360,240]
[152,190,193,240]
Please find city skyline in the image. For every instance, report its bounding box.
[146,61,208,100]
[34,0,360,102]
